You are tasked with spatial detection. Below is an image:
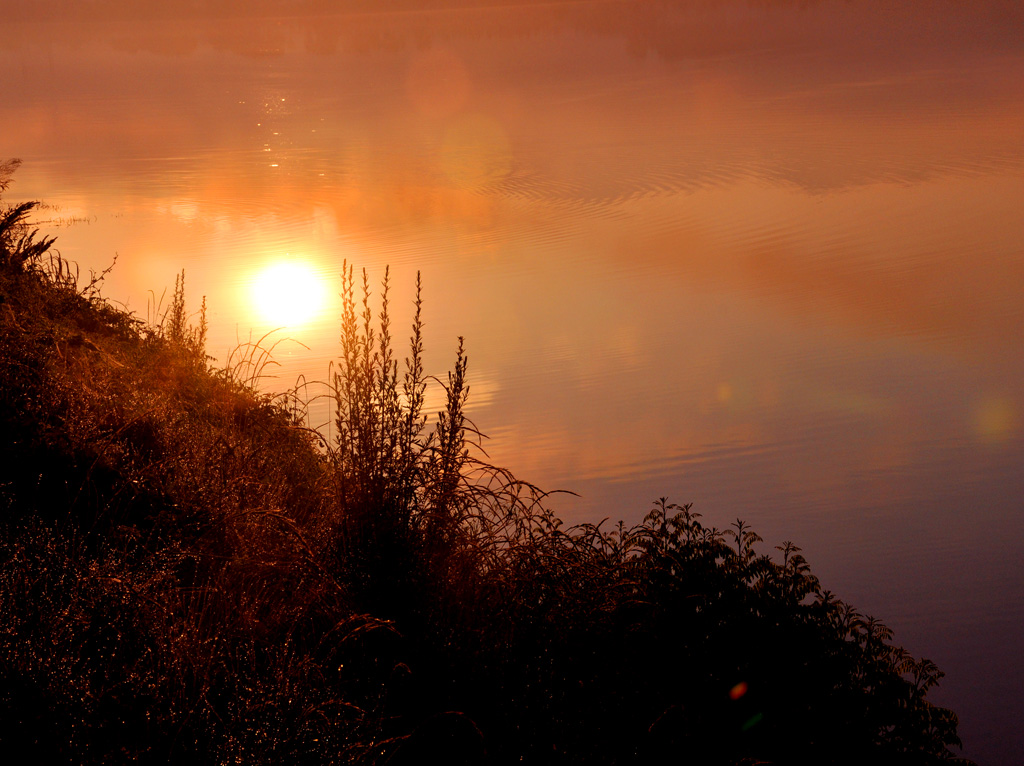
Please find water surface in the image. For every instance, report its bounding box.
[5,2,1023,761]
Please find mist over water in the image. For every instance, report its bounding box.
[5,2,1024,761]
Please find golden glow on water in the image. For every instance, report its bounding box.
[5,6,1024,760]
[249,261,328,330]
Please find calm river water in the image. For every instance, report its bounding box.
[5,2,1023,762]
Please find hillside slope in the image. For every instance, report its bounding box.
[0,181,971,764]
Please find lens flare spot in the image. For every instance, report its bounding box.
[407,46,471,119]
[973,396,1018,443]
[741,712,764,731]
[717,381,734,404]
[440,113,513,188]
[250,261,325,328]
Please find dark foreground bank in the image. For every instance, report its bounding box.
[0,171,972,764]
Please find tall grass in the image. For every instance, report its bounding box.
[325,263,547,623]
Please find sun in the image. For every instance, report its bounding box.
[250,261,326,328]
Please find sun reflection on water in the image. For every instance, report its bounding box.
[249,260,328,329]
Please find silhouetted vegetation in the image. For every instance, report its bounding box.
[0,167,973,764]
